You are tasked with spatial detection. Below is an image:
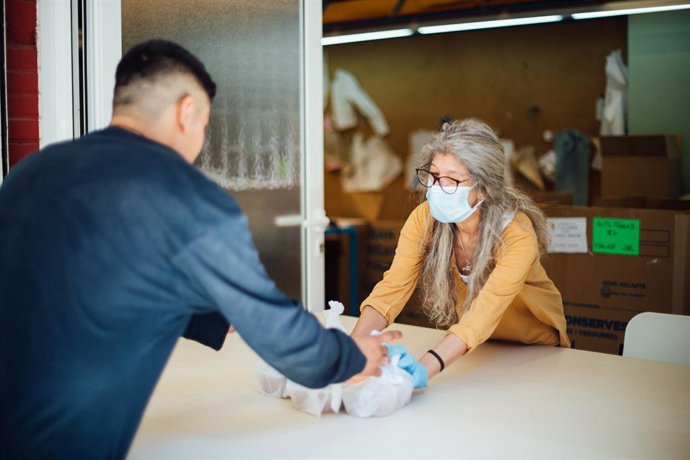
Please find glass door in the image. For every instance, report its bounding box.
[105,0,325,308]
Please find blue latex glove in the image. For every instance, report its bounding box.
[384,343,408,357]
[384,344,428,389]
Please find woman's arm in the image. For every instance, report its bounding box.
[351,306,388,337]
[419,334,468,379]
[352,204,429,335]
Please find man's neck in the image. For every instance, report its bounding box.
[110,114,159,142]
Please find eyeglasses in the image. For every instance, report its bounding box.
[415,167,472,194]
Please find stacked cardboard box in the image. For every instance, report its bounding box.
[595,134,682,199]
[544,206,690,354]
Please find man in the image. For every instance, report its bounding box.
[0,40,400,459]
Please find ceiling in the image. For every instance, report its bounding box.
[323,0,612,32]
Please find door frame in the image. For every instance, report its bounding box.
[36,0,73,147]
[301,0,327,312]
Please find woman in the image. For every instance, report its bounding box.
[352,119,570,388]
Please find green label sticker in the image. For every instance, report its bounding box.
[592,217,640,256]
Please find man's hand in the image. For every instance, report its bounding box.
[351,330,403,378]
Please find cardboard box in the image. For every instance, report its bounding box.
[565,306,632,355]
[598,134,681,157]
[527,190,573,206]
[600,156,681,198]
[596,134,683,199]
[544,206,690,354]
[591,196,690,211]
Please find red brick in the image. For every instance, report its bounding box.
[8,94,39,117]
[7,22,37,46]
[6,0,37,45]
[6,1,36,27]
[8,119,39,142]
[7,70,38,94]
[5,0,36,23]
[6,45,38,71]
[9,142,40,168]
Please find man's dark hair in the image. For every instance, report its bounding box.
[114,39,216,105]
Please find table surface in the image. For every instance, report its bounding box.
[128,317,690,459]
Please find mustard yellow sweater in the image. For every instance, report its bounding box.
[361,202,571,352]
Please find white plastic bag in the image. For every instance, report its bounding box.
[325,300,347,332]
[342,354,413,418]
[254,300,348,416]
[284,380,342,417]
[255,359,288,399]
[255,301,414,418]
[283,301,347,416]
[342,133,402,193]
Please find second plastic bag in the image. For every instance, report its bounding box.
[342,354,413,418]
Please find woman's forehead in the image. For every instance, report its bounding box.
[430,152,468,174]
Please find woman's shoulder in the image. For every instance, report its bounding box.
[401,201,430,236]
[503,211,537,239]
[410,201,430,220]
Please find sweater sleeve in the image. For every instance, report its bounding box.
[172,213,365,388]
[360,203,428,325]
[448,214,538,352]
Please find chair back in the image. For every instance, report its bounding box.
[623,312,690,365]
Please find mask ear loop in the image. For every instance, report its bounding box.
[469,181,485,207]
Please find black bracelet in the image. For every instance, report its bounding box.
[427,349,445,372]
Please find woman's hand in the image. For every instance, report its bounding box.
[385,344,428,389]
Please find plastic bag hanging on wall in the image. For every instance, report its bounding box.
[599,49,628,135]
[330,69,389,136]
[342,133,402,193]
[196,94,300,191]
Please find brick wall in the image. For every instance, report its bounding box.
[6,0,39,168]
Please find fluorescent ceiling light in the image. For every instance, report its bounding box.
[572,3,690,19]
[322,28,414,46]
[417,15,563,35]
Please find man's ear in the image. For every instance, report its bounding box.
[175,94,195,133]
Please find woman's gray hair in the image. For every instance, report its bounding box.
[416,118,549,327]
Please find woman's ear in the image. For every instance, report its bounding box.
[475,184,487,203]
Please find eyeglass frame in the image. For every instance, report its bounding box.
[415,165,474,194]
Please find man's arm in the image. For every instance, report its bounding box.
[172,213,398,388]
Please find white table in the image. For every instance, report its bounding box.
[128,317,690,459]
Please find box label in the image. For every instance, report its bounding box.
[547,217,587,253]
[592,217,640,255]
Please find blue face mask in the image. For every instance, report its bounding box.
[426,184,483,224]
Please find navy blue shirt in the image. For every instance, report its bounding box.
[0,128,365,459]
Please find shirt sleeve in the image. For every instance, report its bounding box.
[448,215,538,352]
[172,213,365,388]
[360,204,427,325]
